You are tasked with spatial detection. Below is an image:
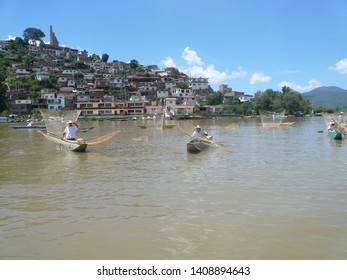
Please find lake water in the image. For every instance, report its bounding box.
[1,116,347,260]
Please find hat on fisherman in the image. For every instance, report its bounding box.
[196,125,201,129]
[68,120,73,124]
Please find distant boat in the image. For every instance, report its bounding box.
[12,125,46,129]
[259,109,295,127]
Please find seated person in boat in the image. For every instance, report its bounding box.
[327,120,337,132]
[191,125,208,139]
[63,120,79,140]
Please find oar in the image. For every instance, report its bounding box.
[86,130,121,145]
[177,123,232,152]
[332,119,347,138]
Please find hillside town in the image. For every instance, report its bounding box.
[0,26,254,118]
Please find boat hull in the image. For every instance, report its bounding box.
[328,131,343,140]
[38,130,88,152]
[187,136,213,153]
[12,125,46,129]
[187,140,210,153]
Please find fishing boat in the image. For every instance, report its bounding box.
[12,125,46,129]
[38,130,88,152]
[39,109,120,152]
[187,136,213,153]
[327,130,343,140]
[137,124,176,129]
[259,109,294,127]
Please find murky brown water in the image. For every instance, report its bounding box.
[1,116,347,259]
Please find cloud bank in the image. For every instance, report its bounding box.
[162,47,247,85]
[329,58,347,74]
[250,72,271,84]
[279,80,321,92]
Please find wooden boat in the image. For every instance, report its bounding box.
[12,125,46,129]
[328,130,343,140]
[38,130,88,152]
[187,136,213,153]
[137,124,176,129]
[38,129,121,152]
[78,127,94,132]
[38,109,121,152]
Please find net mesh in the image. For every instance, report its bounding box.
[322,112,346,126]
[40,109,81,136]
[259,109,285,127]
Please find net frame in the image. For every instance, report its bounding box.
[40,109,81,136]
[259,109,286,127]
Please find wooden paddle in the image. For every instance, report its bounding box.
[177,123,232,152]
[332,119,347,137]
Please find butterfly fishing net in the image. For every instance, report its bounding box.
[40,109,81,136]
[259,109,285,127]
[322,112,346,126]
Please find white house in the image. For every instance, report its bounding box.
[189,77,209,90]
[172,88,192,97]
[62,69,79,75]
[165,97,176,108]
[36,72,51,81]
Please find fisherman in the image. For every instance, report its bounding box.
[327,120,337,132]
[63,120,79,140]
[191,125,208,139]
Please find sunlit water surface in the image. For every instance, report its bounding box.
[1,116,346,259]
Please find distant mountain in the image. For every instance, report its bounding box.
[302,86,347,108]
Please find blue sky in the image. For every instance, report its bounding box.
[1,0,347,94]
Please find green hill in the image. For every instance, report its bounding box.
[302,86,347,108]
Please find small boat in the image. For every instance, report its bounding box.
[328,130,343,140]
[12,125,46,129]
[78,127,94,132]
[137,124,176,129]
[38,130,88,152]
[187,136,213,153]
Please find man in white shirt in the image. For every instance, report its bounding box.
[63,120,78,140]
[191,125,208,139]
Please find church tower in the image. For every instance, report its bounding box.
[49,25,59,46]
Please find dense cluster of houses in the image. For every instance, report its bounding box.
[1,26,253,117]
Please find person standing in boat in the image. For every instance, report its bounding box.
[63,120,78,140]
[191,125,208,139]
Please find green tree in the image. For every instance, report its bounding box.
[0,81,8,113]
[101,53,109,63]
[176,82,189,89]
[207,92,224,105]
[23,28,46,42]
[224,97,243,114]
[129,59,139,69]
[281,90,309,115]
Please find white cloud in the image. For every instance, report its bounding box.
[250,72,271,84]
[183,64,229,84]
[181,47,203,66]
[7,35,16,40]
[162,57,177,68]
[160,47,250,86]
[230,67,248,78]
[329,58,347,74]
[279,79,321,92]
